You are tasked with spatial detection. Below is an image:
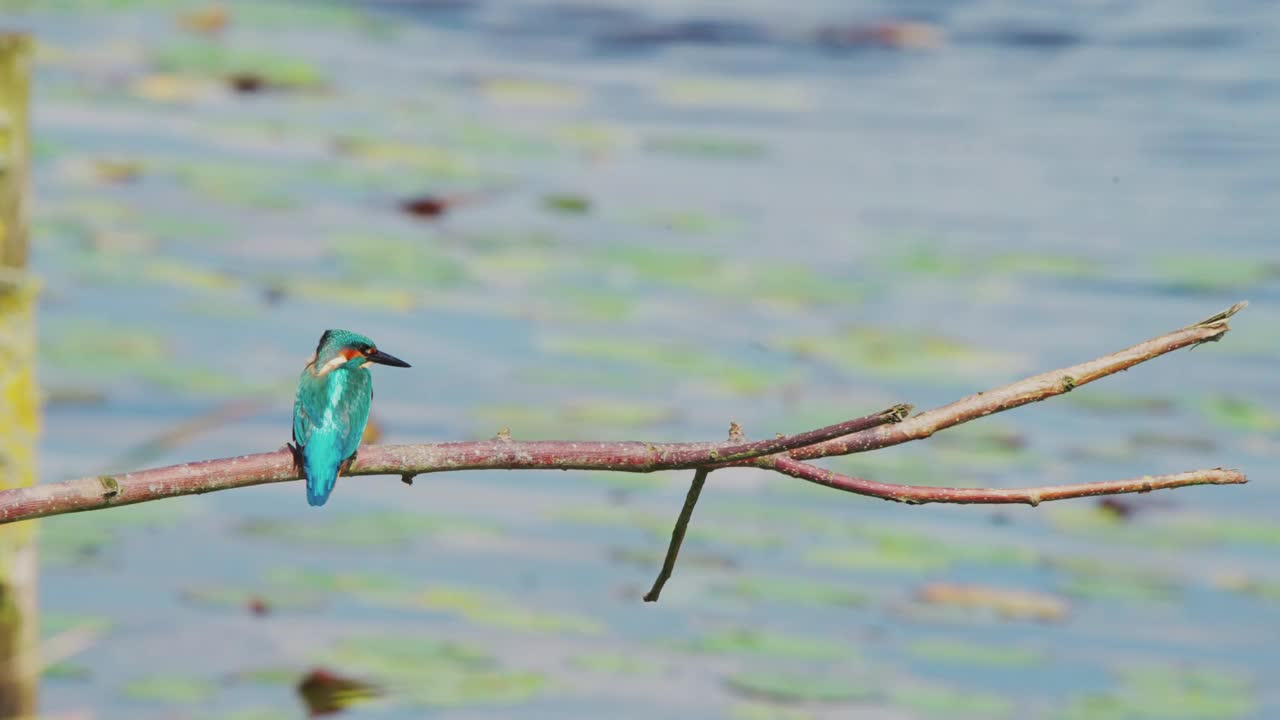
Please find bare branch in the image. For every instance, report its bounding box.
[0,303,1248,529]
[0,405,910,524]
[643,468,710,603]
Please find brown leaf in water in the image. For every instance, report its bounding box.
[297,668,383,717]
[916,582,1069,622]
[178,4,231,35]
[816,20,944,50]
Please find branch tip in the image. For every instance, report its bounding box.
[1192,301,1247,329]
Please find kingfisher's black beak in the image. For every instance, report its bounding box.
[367,349,411,368]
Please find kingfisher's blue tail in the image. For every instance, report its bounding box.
[303,444,343,507]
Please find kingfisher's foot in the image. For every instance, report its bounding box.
[286,442,302,464]
[338,451,357,477]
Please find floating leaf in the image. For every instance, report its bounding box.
[332,235,469,288]
[645,134,767,160]
[1060,664,1256,719]
[890,684,1016,718]
[731,702,817,720]
[471,400,678,439]
[239,512,493,548]
[542,193,591,214]
[152,42,325,90]
[544,336,780,395]
[1067,391,1176,415]
[784,327,1026,382]
[656,78,814,112]
[1048,508,1280,548]
[41,500,194,567]
[906,638,1044,668]
[121,674,218,704]
[711,576,868,607]
[569,652,664,675]
[1214,574,1280,604]
[680,628,852,661]
[180,583,323,613]
[1153,256,1278,294]
[320,635,548,707]
[478,77,583,107]
[44,662,91,681]
[42,613,113,636]
[1052,557,1182,603]
[418,586,603,634]
[725,671,879,704]
[809,528,1036,574]
[1200,394,1280,432]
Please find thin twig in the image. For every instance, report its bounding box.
[769,458,1247,505]
[783,301,1247,461]
[643,468,710,602]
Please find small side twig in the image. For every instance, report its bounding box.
[769,458,1246,505]
[644,468,710,603]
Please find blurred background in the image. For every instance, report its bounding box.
[1,0,1277,718]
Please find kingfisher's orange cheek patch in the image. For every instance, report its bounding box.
[340,348,361,361]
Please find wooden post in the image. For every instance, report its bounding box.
[0,32,38,720]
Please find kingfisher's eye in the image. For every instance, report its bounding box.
[363,346,376,355]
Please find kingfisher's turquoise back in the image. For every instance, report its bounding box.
[293,365,373,506]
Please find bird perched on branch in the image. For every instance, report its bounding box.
[290,330,410,506]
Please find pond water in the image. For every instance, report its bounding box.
[3,0,1278,718]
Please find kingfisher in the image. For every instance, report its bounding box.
[290,329,411,506]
